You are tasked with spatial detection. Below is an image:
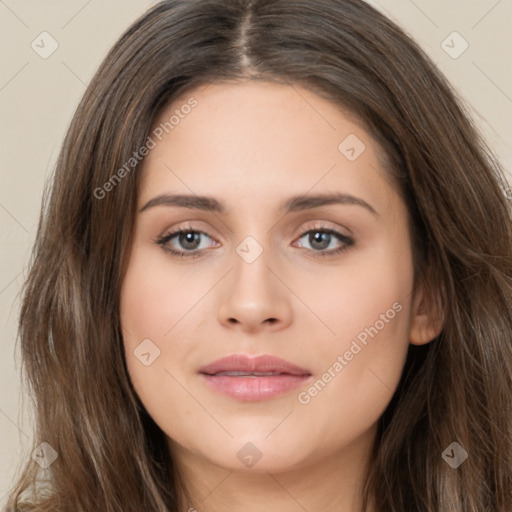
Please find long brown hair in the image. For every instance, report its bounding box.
[5,0,512,510]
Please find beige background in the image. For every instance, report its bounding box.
[0,0,511,504]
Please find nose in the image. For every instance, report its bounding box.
[217,248,293,333]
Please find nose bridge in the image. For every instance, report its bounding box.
[231,234,276,304]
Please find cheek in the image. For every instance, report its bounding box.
[119,249,183,397]
[119,246,213,420]
[311,229,413,355]
[294,240,413,444]
[120,245,203,337]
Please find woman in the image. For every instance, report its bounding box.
[5,0,512,510]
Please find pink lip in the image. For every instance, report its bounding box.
[199,354,312,402]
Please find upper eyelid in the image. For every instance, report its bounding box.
[162,221,349,236]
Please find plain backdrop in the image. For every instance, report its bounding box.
[1,0,511,504]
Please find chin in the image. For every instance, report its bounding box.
[200,436,314,474]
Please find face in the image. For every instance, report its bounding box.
[120,80,434,476]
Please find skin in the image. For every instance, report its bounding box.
[120,80,441,512]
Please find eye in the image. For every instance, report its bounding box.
[294,225,354,256]
[154,223,354,259]
[155,227,217,259]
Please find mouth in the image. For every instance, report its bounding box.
[198,354,312,401]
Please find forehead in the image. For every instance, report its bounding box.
[139,80,397,215]
[148,80,369,158]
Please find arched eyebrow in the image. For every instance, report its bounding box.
[139,192,379,218]
[282,193,379,217]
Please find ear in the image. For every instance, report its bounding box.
[408,280,444,346]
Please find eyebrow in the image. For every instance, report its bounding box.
[139,192,379,217]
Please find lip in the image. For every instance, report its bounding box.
[199,354,311,376]
[199,354,312,401]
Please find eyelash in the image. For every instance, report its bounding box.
[154,224,355,259]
